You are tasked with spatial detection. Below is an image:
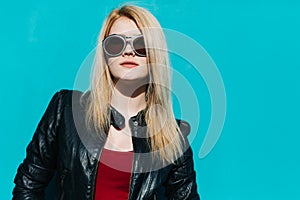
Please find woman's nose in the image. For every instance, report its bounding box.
[122,42,135,57]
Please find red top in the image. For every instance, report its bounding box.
[94,148,133,200]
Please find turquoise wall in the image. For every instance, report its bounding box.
[1,0,300,199]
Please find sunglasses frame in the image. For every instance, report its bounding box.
[102,34,146,57]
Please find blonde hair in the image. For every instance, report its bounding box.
[84,5,184,163]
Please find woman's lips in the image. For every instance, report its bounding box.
[120,61,139,68]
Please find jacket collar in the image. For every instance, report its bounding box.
[110,106,147,130]
[81,91,146,130]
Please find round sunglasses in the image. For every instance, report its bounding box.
[102,34,146,57]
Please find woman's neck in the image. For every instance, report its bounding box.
[111,79,147,118]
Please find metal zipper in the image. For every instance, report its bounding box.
[60,168,69,200]
[127,151,135,200]
[90,147,103,200]
[127,119,138,200]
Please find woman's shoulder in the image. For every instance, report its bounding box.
[44,89,88,117]
[175,119,191,137]
[53,89,84,99]
[50,89,87,104]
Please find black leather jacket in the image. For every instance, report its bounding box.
[13,90,200,200]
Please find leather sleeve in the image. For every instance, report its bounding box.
[166,120,201,200]
[12,90,67,200]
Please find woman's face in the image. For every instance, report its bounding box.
[106,17,148,82]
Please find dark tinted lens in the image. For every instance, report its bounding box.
[104,36,125,55]
[133,36,146,56]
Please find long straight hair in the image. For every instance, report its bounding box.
[84,5,184,163]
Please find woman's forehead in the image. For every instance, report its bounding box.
[109,17,141,36]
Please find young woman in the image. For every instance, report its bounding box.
[13,5,200,200]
